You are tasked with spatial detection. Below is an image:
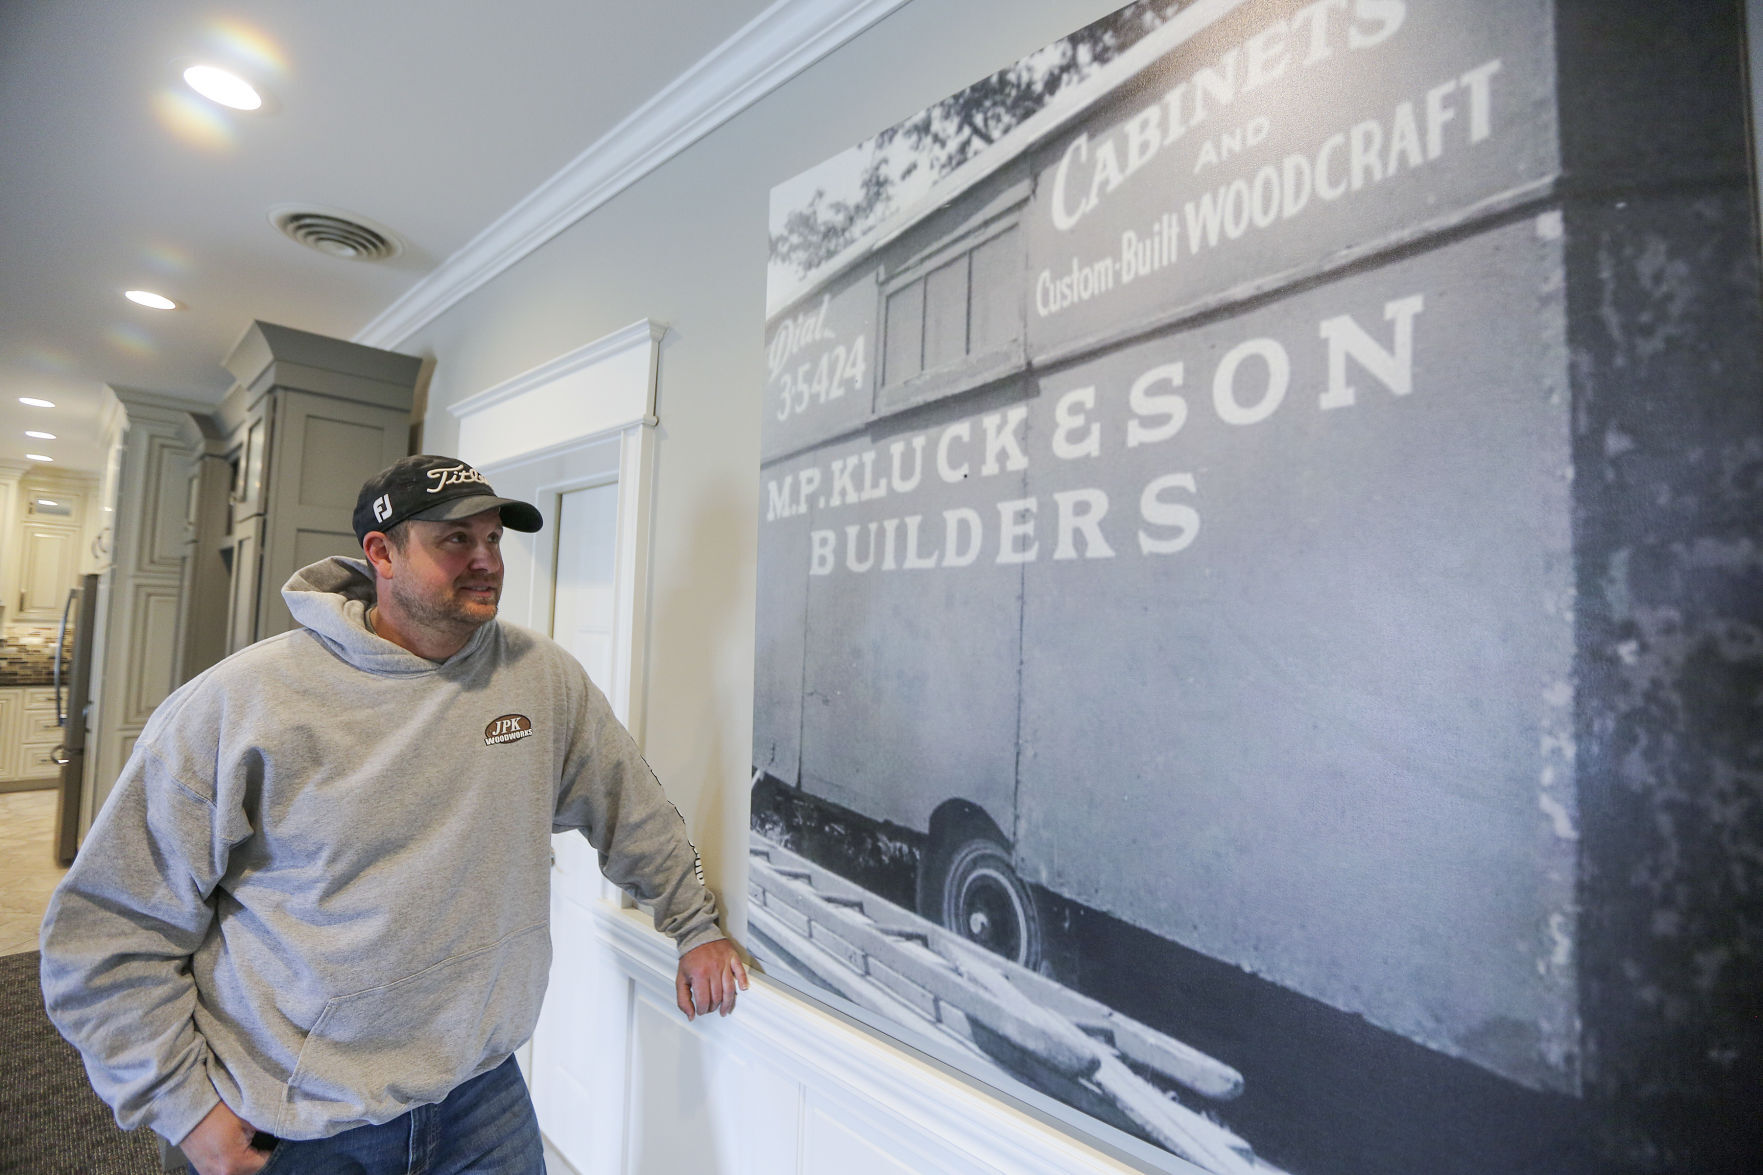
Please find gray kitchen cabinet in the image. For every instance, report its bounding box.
[222,516,263,657]
[215,322,419,652]
[85,328,418,826]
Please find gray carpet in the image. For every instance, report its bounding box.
[0,951,160,1175]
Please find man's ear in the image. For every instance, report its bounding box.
[363,532,396,579]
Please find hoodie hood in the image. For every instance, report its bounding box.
[281,556,490,676]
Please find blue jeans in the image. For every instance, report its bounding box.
[254,1056,544,1175]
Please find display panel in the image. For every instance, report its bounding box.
[752,3,1762,1172]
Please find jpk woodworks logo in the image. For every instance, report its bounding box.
[484,714,533,746]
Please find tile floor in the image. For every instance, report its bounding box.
[1,788,67,955]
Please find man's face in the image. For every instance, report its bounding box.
[381,509,505,635]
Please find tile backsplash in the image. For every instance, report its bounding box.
[0,622,73,686]
[3,621,63,647]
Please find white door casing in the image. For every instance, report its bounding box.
[451,320,664,1174]
[453,319,662,738]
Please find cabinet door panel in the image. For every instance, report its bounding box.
[18,524,79,619]
[226,518,263,655]
[138,431,194,575]
[0,691,20,780]
[255,393,408,640]
[229,411,271,523]
[18,743,60,779]
[23,710,62,741]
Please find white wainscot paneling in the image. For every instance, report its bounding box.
[125,586,183,722]
[531,874,633,1174]
[803,1104,921,1175]
[593,905,1158,1175]
[627,993,799,1175]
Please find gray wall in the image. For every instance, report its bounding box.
[405,0,1133,930]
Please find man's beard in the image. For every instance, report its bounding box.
[384,575,501,635]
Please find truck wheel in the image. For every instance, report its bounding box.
[938,836,1042,970]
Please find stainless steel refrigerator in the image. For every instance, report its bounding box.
[53,573,98,865]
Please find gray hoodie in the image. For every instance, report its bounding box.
[39,557,723,1144]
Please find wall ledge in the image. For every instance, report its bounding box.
[592,903,1179,1175]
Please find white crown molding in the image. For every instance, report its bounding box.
[354,0,910,351]
[14,465,96,487]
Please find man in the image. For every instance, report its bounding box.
[41,454,747,1175]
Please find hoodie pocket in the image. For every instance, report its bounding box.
[276,922,549,1137]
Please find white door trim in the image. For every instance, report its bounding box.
[453,320,664,742]
[449,320,662,468]
[453,322,667,1172]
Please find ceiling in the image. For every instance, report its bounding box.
[0,0,780,475]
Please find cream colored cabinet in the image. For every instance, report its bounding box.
[17,687,62,780]
[17,523,81,620]
[0,686,61,786]
[6,470,96,624]
[0,689,18,781]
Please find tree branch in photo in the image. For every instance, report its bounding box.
[769,1,1186,275]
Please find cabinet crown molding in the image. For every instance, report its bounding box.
[106,387,215,421]
[220,322,422,429]
[224,320,422,389]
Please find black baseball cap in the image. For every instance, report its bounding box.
[353,454,543,545]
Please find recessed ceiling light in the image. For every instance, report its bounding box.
[125,289,178,310]
[25,453,53,463]
[183,64,262,111]
[18,397,55,408]
[25,430,56,440]
[37,499,60,507]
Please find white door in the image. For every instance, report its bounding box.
[550,483,620,686]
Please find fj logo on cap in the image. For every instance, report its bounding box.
[372,493,393,523]
[484,714,533,745]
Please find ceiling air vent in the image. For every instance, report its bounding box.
[269,206,402,261]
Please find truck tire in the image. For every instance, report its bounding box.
[938,836,1043,971]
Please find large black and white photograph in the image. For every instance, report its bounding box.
[749,2,1761,1172]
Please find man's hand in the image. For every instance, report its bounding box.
[676,938,749,1020]
[179,1100,271,1175]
